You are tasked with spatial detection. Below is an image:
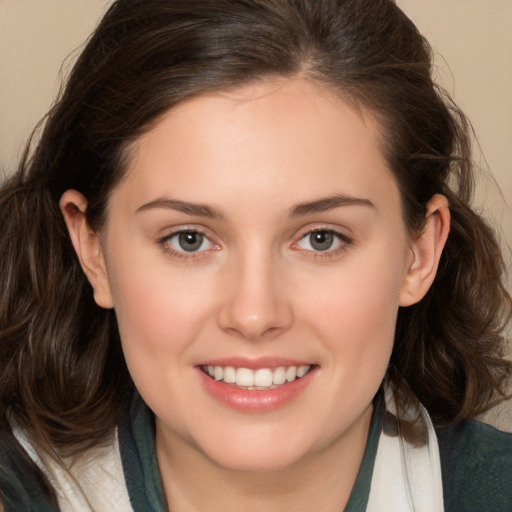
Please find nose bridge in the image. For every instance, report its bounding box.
[217,242,293,341]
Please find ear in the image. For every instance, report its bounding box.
[59,190,114,309]
[399,194,450,307]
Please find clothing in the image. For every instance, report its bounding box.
[1,392,511,511]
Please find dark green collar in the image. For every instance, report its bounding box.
[118,392,382,512]
[118,393,167,511]
[344,401,383,511]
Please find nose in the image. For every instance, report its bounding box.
[217,251,294,342]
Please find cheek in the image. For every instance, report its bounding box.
[105,250,216,374]
[307,247,404,323]
[300,244,406,378]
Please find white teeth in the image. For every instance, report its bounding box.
[272,366,287,385]
[254,368,273,387]
[286,366,297,382]
[213,366,223,381]
[236,368,254,387]
[297,365,309,378]
[223,366,236,383]
[204,364,311,389]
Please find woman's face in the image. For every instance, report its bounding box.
[95,79,418,471]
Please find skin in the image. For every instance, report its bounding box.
[61,78,450,511]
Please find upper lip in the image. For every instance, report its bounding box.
[197,356,315,370]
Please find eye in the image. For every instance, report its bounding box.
[165,230,215,253]
[296,229,348,253]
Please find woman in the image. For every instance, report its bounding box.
[0,1,510,511]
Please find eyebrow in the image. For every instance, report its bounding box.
[290,194,375,216]
[136,193,375,218]
[136,199,223,218]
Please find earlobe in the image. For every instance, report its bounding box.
[59,190,114,309]
[399,194,450,307]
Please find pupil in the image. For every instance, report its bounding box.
[178,232,203,252]
[311,231,333,251]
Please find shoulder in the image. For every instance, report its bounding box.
[1,424,132,512]
[436,419,512,512]
[0,428,59,512]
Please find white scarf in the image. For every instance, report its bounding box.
[13,428,133,512]
[366,389,445,511]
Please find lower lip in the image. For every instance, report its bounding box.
[197,367,317,413]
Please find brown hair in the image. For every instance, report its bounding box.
[1,0,511,499]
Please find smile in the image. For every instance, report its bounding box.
[197,361,317,412]
[201,365,312,389]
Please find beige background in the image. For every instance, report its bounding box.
[0,1,511,428]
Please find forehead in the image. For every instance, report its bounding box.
[113,78,399,217]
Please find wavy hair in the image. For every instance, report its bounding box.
[1,0,511,499]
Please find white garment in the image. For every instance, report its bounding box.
[366,389,445,511]
[13,427,133,512]
[14,391,444,512]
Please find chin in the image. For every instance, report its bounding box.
[197,431,312,473]
[209,448,305,473]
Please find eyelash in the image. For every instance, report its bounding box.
[293,227,353,260]
[157,227,353,261]
[157,229,218,261]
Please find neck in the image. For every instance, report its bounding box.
[155,406,373,512]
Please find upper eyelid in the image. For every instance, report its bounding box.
[296,225,352,241]
[157,225,214,241]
